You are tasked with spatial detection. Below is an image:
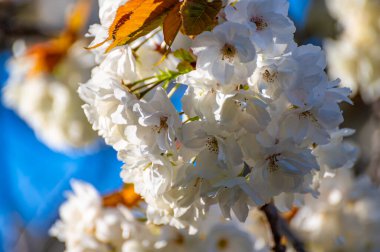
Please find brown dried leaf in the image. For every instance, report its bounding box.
[163,2,182,47]
[180,0,222,36]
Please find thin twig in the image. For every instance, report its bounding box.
[260,204,286,252]
[260,203,307,252]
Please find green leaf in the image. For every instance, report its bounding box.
[173,48,197,62]
[183,115,200,123]
[177,61,194,72]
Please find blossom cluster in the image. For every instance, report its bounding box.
[291,168,380,252]
[79,0,353,232]
[50,180,270,252]
[325,0,380,103]
[2,40,98,153]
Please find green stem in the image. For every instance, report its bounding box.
[126,68,192,99]
[132,29,161,53]
[124,75,157,88]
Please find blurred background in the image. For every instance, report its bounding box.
[0,0,379,251]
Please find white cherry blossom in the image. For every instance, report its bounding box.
[192,22,256,86]
[3,41,98,153]
[225,0,295,53]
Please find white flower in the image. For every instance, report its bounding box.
[325,39,360,95]
[180,121,265,220]
[154,226,202,252]
[95,209,126,247]
[181,121,243,179]
[192,22,257,86]
[86,0,128,61]
[279,78,351,145]
[325,0,380,103]
[146,196,205,235]
[52,182,272,251]
[49,180,107,251]
[291,169,380,252]
[256,45,331,103]
[216,91,270,133]
[79,66,139,151]
[78,0,354,232]
[50,180,157,252]
[239,131,319,201]
[78,44,172,153]
[216,184,257,222]
[3,41,98,153]
[122,240,152,252]
[177,69,219,91]
[99,45,138,81]
[249,45,326,104]
[119,151,175,199]
[225,0,295,54]
[204,224,254,252]
[132,87,181,153]
[118,142,206,233]
[181,85,219,122]
[313,128,358,171]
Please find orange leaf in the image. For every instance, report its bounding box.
[26,0,91,76]
[66,0,92,34]
[163,2,182,47]
[282,207,299,223]
[102,191,124,208]
[109,0,146,39]
[92,0,179,52]
[102,184,142,208]
[120,184,143,207]
[26,31,75,76]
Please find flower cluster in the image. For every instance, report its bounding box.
[325,0,380,103]
[3,40,98,153]
[79,0,353,232]
[51,180,269,252]
[291,168,380,252]
[50,181,136,252]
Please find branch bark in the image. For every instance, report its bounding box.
[260,203,307,252]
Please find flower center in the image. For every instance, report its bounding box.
[206,137,219,153]
[299,111,320,127]
[262,69,277,83]
[266,153,281,172]
[153,116,168,133]
[217,238,229,250]
[234,97,248,112]
[175,234,185,245]
[250,16,268,31]
[221,43,236,62]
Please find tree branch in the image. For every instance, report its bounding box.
[260,204,286,252]
[260,203,307,252]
